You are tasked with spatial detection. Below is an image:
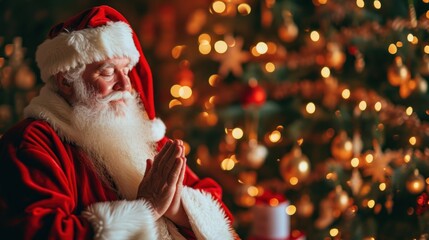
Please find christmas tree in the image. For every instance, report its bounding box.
[152,0,429,239]
[2,0,429,239]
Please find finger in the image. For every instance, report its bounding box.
[176,157,186,188]
[166,158,183,185]
[156,140,181,175]
[153,140,176,170]
[144,159,153,177]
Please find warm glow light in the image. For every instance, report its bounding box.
[214,40,228,53]
[374,101,382,111]
[286,205,296,215]
[330,228,339,237]
[318,0,328,4]
[351,157,360,167]
[289,177,299,185]
[171,45,185,59]
[170,84,181,97]
[379,183,386,191]
[306,102,316,114]
[220,157,236,170]
[199,43,211,55]
[409,136,417,145]
[232,128,244,139]
[404,154,411,163]
[269,130,282,143]
[373,0,381,9]
[342,89,351,99]
[237,3,251,15]
[358,101,367,111]
[310,31,320,42]
[247,186,259,196]
[298,161,309,173]
[265,62,276,72]
[169,99,182,108]
[212,1,226,14]
[425,45,429,54]
[269,198,279,207]
[179,86,192,99]
[406,106,413,116]
[367,199,375,208]
[365,154,374,164]
[356,0,365,8]
[396,41,403,47]
[251,46,260,56]
[208,74,220,86]
[321,67,331,78]
[267,42,277,54]
[407,33,414,42]
[198,33,211,43]
[256,42,268,54]
[388,43,397,54]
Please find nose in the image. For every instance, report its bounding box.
[113,71,131,91]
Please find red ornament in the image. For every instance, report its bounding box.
[416,192,429,215]
[241,84,267,107]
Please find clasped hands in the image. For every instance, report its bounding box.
[137,139,189,227]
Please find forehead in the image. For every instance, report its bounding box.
[86,56,131,71]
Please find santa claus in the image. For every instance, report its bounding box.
[0,5,236,240]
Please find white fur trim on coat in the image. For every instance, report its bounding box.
[36,21,140,82]
[82,200,158,240]
[181,187,235,240]
[151,118,166,142]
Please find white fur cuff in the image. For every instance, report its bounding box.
[151,118,166,142]
[82,200,157,240]
[181,187,235,240]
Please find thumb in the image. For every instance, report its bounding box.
[144,159,153,176]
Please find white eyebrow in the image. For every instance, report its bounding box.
[98,62,115,71]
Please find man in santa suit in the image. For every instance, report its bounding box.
[0,5,237,240]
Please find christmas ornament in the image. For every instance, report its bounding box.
[325,42,346,70]
[415,74,428,94]
[278,11,298,43]
[399,78,416,99]
[241,82,267,107]
[350,169,363,196]
[406,169,425,194]
[335,186,350,212]
[352,131,363,157]
[362,140,397,182]
[213,35,250,77]
[239,141,268,169]
[387,56,411,86]
[416,192,429,215]
[280,145,311,184]
[315,191,338,229]
[296,194,314,217]
[331,131,353,162]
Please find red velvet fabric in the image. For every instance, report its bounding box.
[0,119,232,239]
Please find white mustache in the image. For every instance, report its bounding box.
[96,91,135,104]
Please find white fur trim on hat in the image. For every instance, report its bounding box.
[151,118,166,142]
[82,199,158,240]
[36,21,140,82]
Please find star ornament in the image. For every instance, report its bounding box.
[213,35,250,77]
[363,140,400,183]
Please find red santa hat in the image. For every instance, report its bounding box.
[35,5,165,141]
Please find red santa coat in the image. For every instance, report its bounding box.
[0,118,235,239]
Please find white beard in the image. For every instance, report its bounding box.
[70,78,156,200]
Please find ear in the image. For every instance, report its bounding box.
[55,72,74,97]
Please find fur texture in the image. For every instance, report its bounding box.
[36,21,140,82]
[82,200,158,240]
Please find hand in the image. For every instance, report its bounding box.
[164,140,187,222]
[137,140,184,220]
